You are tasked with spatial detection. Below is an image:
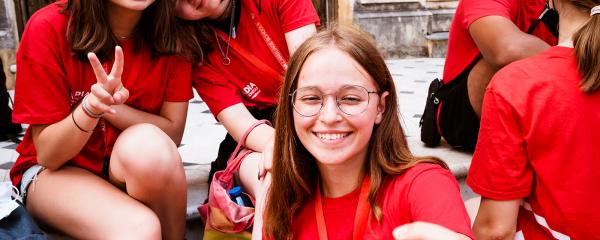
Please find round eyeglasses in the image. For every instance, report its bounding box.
[289,85,379,117]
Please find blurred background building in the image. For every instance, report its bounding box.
[0,0,456,89]
[1,0,54,89]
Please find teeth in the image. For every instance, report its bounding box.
[316,133,348,140]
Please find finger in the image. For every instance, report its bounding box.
[109,46,124,79]
[393,222,458,240]
[263,148,273,172]
[261,138,275,176]
[113,85,129,105]
[90,83,115,105]
[258,153,265,180]
[86,94,115,115]
[87,52,108,84]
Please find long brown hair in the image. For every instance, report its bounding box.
[571,0,600,93]
[62,0,209,62]
[263,25,447,240]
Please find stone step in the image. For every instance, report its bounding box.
[426,31,449,57]
[354,1,455,58]
[429,8,454,32]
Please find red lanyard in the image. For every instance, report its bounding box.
[248,13,288,71]
[315,175,371,240]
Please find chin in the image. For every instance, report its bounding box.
[312,150,354,166]
[127,3,154,11]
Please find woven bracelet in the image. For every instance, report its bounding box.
[82,95,104,118]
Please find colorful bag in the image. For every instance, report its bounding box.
[199,120,272,239]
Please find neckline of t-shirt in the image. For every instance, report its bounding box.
[550,45,573,52]
[546,45,574,57]
[321,184,362,209]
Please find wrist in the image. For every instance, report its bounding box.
[82,95,104,118]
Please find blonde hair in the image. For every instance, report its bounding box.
[571,0,600,93]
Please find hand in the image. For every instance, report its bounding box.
[86,46,130,114]
[393,222,466,240]
[258,135,275,180]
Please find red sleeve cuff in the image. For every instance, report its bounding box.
[466,176,531,200]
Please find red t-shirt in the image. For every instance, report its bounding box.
[467,46,600,239]
[443,0,556,83]
[193,0,319,116]
[291,164,474,239]
[10,3,193,186]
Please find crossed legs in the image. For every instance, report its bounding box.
[26,123,186,239]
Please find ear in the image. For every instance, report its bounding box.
[375,91,389,124]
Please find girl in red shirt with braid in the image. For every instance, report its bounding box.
[469,0,600,239]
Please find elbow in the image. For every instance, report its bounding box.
[36,153,61,171]
[473,222,515,240]
[487,44,523,68]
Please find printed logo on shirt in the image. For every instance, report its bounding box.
[243,82,261,99]
[70,91,89,106]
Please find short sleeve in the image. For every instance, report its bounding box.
[467,81,533,200]
[461,0,512,28]
[277,0,320,32]
[13,11,71,125]
[192,63,242,116]
[408,167,474,239]
[164,56,193,102]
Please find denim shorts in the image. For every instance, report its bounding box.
[0,202,47,239]
[19,165,45,204]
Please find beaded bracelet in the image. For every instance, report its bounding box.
[71,111,93,133]
[82,95,104,118]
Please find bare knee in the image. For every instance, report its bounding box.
[112,124,183,182]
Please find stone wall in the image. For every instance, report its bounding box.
[353,0,456,58]
[0,0,18,89]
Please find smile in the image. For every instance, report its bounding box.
[314,132,350,141]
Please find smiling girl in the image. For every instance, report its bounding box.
[263,26,474,240]
[10,0,198,238]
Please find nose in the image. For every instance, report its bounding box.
[318,96,342,123]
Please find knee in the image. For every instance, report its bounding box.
[113,124,183,180]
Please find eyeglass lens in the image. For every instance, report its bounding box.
[291,85,373,116]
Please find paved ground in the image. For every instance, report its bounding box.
[0,57,476,238]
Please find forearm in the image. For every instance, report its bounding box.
[245,124,274,153]
[218,104,275,152]
[102,104,185,145]
[33,105,98,170]
[484,34,550,68]
[472,198,520,240]
[226,119,274,152]
[473,223,515,240]
[237,152,262,197]
[470,16,551,68]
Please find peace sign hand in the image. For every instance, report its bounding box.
[85,46,130,115]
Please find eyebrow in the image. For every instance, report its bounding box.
[296,84,368,90]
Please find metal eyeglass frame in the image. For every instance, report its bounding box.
[289,85,379,117]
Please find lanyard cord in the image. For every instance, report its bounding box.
[315,175,371,240]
